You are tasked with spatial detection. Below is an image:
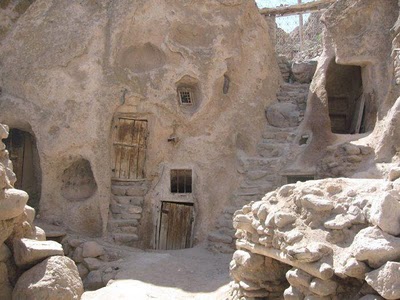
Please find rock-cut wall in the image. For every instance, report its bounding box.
[0,0,281,247]
[0,123,83,299]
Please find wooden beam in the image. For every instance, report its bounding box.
[260,0,336,17]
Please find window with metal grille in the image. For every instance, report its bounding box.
[171,169,192,193]
[178,88,193,105]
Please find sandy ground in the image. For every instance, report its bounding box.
[82,245,232,300]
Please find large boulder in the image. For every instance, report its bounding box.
[351,227,400,268]
[291,60,317,83]
[266,102,300,128]
[0,263,12,300]
[12,256,83,300]
[13,238,64,268]
[0,188,29,221]
[369,192,400,236]
[366,262,400,299]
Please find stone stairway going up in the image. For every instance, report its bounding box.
[107,180,149,246]
[207,81,310,253]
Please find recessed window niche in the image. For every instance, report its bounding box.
[175,75,202,115]
[61,158,97,201]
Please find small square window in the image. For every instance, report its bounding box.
[171,169,192,193]
[178,88,193,105]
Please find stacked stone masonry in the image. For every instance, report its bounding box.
[208,72,311,253]
[229,175,400,300]
[108,181,149,246]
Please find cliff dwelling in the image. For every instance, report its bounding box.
[0,0,400,299]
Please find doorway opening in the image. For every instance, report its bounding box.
[158,201,194,250]
[4,128,41,210]
[326,60,367,134]
[111,117,148,181]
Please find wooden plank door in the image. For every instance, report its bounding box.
[4,129,25,189]
[158,202,194,250]
[112,118,147,180]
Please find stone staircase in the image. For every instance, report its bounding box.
[107,180,149,246]
[207,82,310,253]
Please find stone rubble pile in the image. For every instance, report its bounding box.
[61,237,122,291]
[0,123,83,299]
[230,175,400,299]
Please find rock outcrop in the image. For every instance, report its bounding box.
[12,256,83,300]
[0,123,83,299]
[230,177,400,299]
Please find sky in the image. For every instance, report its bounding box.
[255,0,312,33]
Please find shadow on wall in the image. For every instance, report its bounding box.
[326,58,375,135]
[4,128,41,210]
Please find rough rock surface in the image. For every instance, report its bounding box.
[13,238,64,268]
[365,262,400,300]
[0,0,281,248]
[12,256,83,300]
[0,124,84,298]
[230,178,400,299]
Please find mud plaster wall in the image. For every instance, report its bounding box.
[282,0,399,176]
[0,0,281,245]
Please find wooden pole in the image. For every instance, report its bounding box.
[298,0,303,52]
[260,0,336,17]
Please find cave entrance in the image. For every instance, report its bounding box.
[158,202,194,250]
[326,60,366,134]
[4,128,41,210]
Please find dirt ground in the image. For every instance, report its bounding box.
[82,245,232,300]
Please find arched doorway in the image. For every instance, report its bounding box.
[4,128,41,210]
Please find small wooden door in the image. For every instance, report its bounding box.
[158,202,194,250]
[112,118,148,180]
[4,129,25,188]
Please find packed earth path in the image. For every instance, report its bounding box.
[82,246,232,300]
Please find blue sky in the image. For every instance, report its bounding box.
[255,0,312,32]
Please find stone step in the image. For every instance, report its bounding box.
[262,130,295,143]
[244,179,279,192]
[245,170,269,181]
[110,203,143,214]
[112,195,144,206]
[223,206,238,215]
[108,219,139,229]
[113,213,142,220]
[214,215,232,229]
[112,233,139,244]
[113,226,138,234]
[239,157,280,171]
[208,242,235,254]
[257,143,285,158]
[208,231,233,244]
[280,82,310,90]
[277,92,307,99]
[111,182,149,197]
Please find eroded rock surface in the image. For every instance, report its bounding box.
[230,178,400,299]
[12,256,83,300]
[0,124,83,298]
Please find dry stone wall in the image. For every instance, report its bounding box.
[230,176,400,299]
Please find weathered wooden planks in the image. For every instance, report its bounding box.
[112,118,147,180]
